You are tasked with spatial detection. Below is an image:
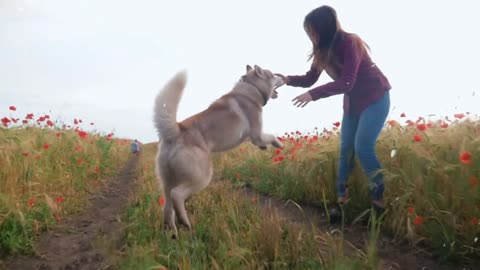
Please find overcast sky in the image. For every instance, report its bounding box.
[1,0,479,143]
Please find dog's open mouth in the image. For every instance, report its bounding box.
[271,90,278,99]
[271,76,285,99]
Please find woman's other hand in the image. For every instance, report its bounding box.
[292,92,312,107]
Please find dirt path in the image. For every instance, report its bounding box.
[2,156,139,270]
[242,186,475,270]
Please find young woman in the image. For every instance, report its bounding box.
[276,5,392,216]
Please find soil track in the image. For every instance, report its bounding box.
[2,156,138,270]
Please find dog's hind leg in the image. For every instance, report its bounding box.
[163,195,177,236]
[170,186,193,229]
[170,162,213,230]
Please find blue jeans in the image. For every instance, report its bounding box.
[337,91,390,201]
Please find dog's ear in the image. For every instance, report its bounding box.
[254,65,266,79]
[246,65,253,73]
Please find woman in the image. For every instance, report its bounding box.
[276,5,391,216]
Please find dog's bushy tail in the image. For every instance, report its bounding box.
[154,70,187,142]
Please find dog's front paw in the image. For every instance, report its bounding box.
[272,139,283,149]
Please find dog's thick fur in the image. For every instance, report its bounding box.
[153,65,284,237]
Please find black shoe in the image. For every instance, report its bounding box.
[371,203,385,219]
[328,203,344,224]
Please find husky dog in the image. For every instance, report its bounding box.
[153,65,284,237]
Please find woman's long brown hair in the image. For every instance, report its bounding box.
[304,6,369,71]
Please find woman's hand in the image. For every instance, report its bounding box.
[292,92,312,108]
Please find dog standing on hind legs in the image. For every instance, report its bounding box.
[153,65,284,238]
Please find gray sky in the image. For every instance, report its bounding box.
[1,0,479,143]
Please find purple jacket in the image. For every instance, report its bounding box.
[286,33,391,115]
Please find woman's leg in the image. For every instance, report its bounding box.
[354,92,390,205]
[337,114,359,203]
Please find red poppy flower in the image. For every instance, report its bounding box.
[158,197,165,206]
[275,149,282,155]
[251,197,258,203]
[333,122,341,127]
[471,217,480,225]
[454,113,465,119]
[55,197,64,204]
[54,215,61,222]
[9,106,16,111]
[413,215,423,225]
[1,117,11,126]
[407,207,415,214]
[74,118,79,125]
[94,167,100,173]
[28,198,35,208]
[78,130,88,139]
[388,120,399,127]
[37,116,46,122]
[417,123,427,131]
[43,144,50,150]
[55,132,61,138]
[400,113,406,117]
[26,113,34,120]
[416,116,425,123]
[413,134,422,142]
[459,151,472,165]
[440,123,449,128]
[77,158,83,165]
[470,176,478,187]
[22,120,28,124]
[46,120,54,127]
[23,152,29,157]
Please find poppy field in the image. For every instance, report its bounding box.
[215,112,480,262]
[1,104,479,269]
[0,106,129,257]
